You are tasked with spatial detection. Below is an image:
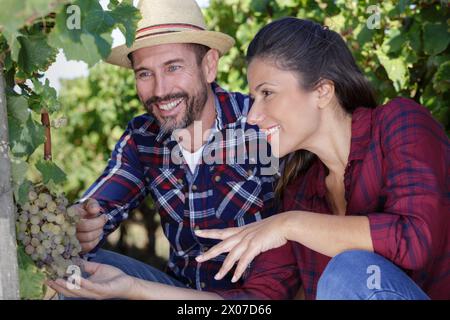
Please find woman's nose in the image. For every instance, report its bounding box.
[247,105,265,126]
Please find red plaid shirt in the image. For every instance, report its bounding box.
[217,98,450,300]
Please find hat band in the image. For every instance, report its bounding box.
[136,23,205,39]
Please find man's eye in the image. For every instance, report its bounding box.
[168,65,181,72]
[137,71,151,79]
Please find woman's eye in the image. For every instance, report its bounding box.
[262,90,272,97]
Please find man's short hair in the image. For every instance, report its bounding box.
[129,43,210,68]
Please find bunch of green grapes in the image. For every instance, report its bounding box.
[15,185,82,279]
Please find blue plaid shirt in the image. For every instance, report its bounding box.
[81,83,277,291]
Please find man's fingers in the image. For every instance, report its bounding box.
[76,214,108,232]
[83,199,101,217]
[80,239,100,254]
[77,229,103,243]
[80,261,101,275]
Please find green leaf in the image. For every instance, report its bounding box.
[433,60,450,93]
[47,0,138,66]
[250,0,270,13]
[376,49,408,91]
[15,180,32,206]
[36,159,67,185]
[17,245,46,300]
[0,0,62,49]
[29,78,59,113]
[109,0,141,47]
[423,22,450,56]
[8,114,45,157]
[7,94,29,123]
[10,157,28,187]
[10,157,30,205]
[382,29,408,55]
[17,34,58,75]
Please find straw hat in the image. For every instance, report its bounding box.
[106,0,235,69]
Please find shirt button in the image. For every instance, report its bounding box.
[214,175,221,182]
[247,169,253,177]
[192,185,198,191]
[194,225,200,231]
[177,178,183,185]
[200,282,206,289]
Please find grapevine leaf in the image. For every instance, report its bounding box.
[10,157,30,205]
[109,0,141,47]
[17,34,58,75]
[423,22,450,56]
[7,94,29,123]
[47,0,132,66]
[36,159,67,185]
[0,0,65,52]
[433,60,450,93]
[29,78,59,113]
[17,245,46,300]
[8,114,45,157]
[15,179,32,206]
[376,49,408,91]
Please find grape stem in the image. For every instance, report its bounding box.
[41,110,52,161]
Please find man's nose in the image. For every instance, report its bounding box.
[153,74,169,98]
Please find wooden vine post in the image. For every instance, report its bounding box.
[0,56,20,299]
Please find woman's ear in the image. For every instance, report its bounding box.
[202,49,220,83]
[316,79,335,110]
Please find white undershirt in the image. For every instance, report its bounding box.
[181,144,205,174]
[179,119,219,174]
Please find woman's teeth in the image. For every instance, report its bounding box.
[263,125,281,136]
[158,98,184,111]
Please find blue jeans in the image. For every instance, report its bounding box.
[60,249,186,299]
[316,250,430,300]
[88,249,186,287]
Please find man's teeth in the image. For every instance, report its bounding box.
[158,98,183,111]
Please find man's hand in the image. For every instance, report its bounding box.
[73,199,108,254]
[48,261,135,300]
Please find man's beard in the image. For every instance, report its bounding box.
[145,81,209,134]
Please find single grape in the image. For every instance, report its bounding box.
[66,206,77,218]
[30,237,40,247]
[30,225,40,235]
[47,213,56,223]
[47,201,57,213]
[54,214,65,225]
[18,222,28,232]
[28,191,38,202]
[30,215,41,225]
[25,245,35,255]
[18,212,29,223]
[29,205,39,215]
[66,226,76,236]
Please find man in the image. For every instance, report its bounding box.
[72,0,276,292]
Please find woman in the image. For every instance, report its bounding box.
[49,18,449,300]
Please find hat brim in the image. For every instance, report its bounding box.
[106,30,235,69]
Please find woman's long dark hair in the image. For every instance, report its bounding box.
[246,17,377,200]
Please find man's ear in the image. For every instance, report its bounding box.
[316,79,335,110]
[202,49,220,83]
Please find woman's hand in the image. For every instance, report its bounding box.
[47,261,135,300]
[195,213,292,283]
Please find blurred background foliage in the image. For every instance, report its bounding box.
[54,0,449,268]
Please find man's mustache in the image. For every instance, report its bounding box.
[145,93,188,109]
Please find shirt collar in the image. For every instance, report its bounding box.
[348,107,374,161]
[154,82,237,144]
